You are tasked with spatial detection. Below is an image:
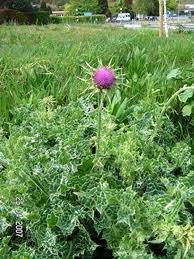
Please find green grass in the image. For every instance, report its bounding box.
[0,24,193,258]
[0,24,193,122]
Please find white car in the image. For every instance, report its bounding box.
[116,13,131,23]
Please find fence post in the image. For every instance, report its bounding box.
[159,0,164,37]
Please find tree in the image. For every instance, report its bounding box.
[66,0,99,14]
[0,0,33,12]
[0,0,9,8]
[123,0,132,11]
[132,0,159,16]
[40,0,47,10]
[40,0,52,13]
[167,0,177,11]
[107,0,119,14]
[98,0,109,14]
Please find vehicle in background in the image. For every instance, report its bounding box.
[106,15,117,23]
[145,16,158,21]
[116,13,131,23]
[166,11,177,18]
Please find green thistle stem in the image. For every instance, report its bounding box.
[96,90,103,161]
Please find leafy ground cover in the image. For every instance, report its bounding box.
[0,24,194,258]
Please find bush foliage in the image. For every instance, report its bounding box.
[0,9,50,25]
[0,10,106,25]
[0,9,27,24]
[50,15,106,24]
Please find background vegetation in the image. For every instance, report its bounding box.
[31,0,194,14]
[0,0,186,16]
[1,0,194,20]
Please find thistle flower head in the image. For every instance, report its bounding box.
[93,67,115,89]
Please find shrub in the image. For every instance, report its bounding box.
[63,15,88,23]
[176,24,192,34]
[49,16,63,24]
[15,11,27,24]
[62,14,106,24]
[0,11,106,25]
[24,12,37,24]
[0,9,50,25]
[0,8,27,24]
[91,14,106,22]
[36,11,50,25]
[0,9,13,24]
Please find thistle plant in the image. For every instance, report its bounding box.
[93,67,116,90]
[79,61,118,164]
[93,67,116,161]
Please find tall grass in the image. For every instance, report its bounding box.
[0,24,193,122]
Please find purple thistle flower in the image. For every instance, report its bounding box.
[93,67,115,89]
